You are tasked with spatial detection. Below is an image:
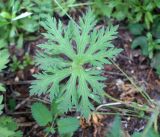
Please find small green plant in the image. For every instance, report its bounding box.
[0,0,76,47]
[0,43,22,137]
[128,0,158,29]
[132,33,160,59]
[31,102,80,136]
[30,9,122,117]
[30,0,54,19]
[10,54,33,71]
[23,0,54,31]
[131,31,160,75]
[54,0,76,16]
[0,0,34,47]
[93,0,129,20]
[92,0,160,29]
[0,116,22,137]
[90,0,160,75]
[106,115,122,137]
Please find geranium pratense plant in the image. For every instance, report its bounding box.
[30,9,122,117]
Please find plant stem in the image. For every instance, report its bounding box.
[95,112,147,118]
[104,92,152,112]
[141,107,159,137]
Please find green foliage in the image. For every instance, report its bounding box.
[131,36,148,56]
[31,102,52,126]
[106,115,122,137]
[9,56,22,71]
[30,9,122,117]
[132,33,160,58]
[0,44,9,92]
[0,96,4,115]
[151,52,160,75]
[132,129,160,137]
[130,13,160,76]
[54,0,76,16]
[0,92,20,136]
[0,0,57,46]
[92,0,113,18]
[106,115,160,137]
[0,116,22,137]
[30,0,54,20]
[0,46,9,72]
[152,17,160,39]
[57,117,80,135]
[10,54,33,71]
[93,0,130,20]
[31,102,80,136]
[0,44,13,137]
[0,0,78,47]
[128,23,144,36]
[0,0,33,47]
[127,0,157,29]
[146,33,160,59]
[8,98,16,111]
[0,127,15,137]
[131,32,160,75]
[51,99,63,116]
[21,0,54,32]
[92,0,159,29]
[91,0,160,75]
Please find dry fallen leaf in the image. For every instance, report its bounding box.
[116,80,137,102]
[80,117,91,129]
[120,83,137,102]
[80,113,105,137]
[92,113,105,137]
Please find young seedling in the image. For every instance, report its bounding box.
[30,9,122,117]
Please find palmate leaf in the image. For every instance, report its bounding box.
[30,9,122,117]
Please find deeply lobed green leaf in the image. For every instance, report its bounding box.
[30,9,122,117]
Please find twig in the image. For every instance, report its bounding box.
[15,97,31,110]
[0,80,33,85]
[24,124,39,137]
[33,97,50,104]
[6,111,31,115]
[104,71,124,76]
[18,122,35,127]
